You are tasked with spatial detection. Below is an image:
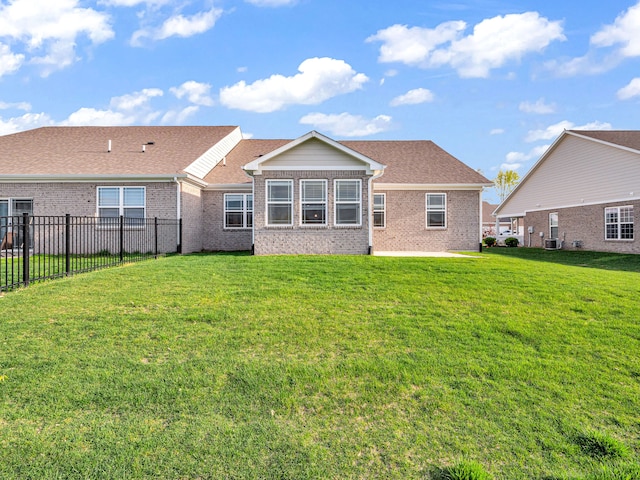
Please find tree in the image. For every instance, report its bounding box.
[494,169,520,202]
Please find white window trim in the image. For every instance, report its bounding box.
[96,186,146,229]
[549,212,559,239]
[334,179,362,227]
[425,193,447,229]
[0,198,34,218]
[266,179,293,227]
[224,193,253,229]
[300,179,327,227]
[373,193,386,228]
[604,205,634,241]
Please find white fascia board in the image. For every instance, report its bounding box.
[204,183,253,192]
[242,130,386,174]
[0,174,187,183]
[567,130,640,156]
[248,166,383,175]
[374,183,492,191]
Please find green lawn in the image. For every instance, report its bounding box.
[0,249,639,479]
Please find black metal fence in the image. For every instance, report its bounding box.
[1,214,182,291]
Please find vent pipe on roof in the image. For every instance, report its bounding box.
[108,140,112,153]
[142,144,146,153]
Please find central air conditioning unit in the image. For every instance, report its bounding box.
[544,238,561,250]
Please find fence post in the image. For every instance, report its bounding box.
[22,212,30,287]
[65,214,71,276]
[154,217,158,259]
[119,215,124,262]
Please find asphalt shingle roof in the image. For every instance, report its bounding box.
[570,130,640,152]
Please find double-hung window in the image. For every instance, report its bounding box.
[373,193,386,228]
[224,193,253,229]
[549,212,559,239]
[97,187,145,226]
[266,180,293,226]
[334,179,361,226]
[301,180,327,225]
[426,193,446,228]
[605,206,634,240]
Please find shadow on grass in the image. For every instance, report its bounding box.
[482,247,640,273]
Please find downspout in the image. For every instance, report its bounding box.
[174,177,181,252]
[368,170,385,254]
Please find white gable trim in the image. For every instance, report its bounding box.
[183,126,243,179]
[243,130,385,175]
[567,130,640,156]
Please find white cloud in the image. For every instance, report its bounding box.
[131,8,222,45]
[170,81,214,106]
[591,2,640,57]
[490,128,505,135]
[109,88,164,111]
[99,0,172,6]
[220,57,369,113]
[519,98,556,114]
[299,112,393,137]
[0,112,53,136]
[502,144,550,170]
[245,0,297,6]
[62,108,137,126]
[390,88,434,106]
[525,120,612,142]
[161,106,200,124]
[0,101,31,111]
[617,77,640,100]
[0,43,25,77]
[0,0,113,76]
[367,12,565,78]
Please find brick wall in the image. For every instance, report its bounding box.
[180,182,203,253]
[202,190,252,251]
[523,200,640,253]
[0,182,177,218]
[252,170,371,255]
[373,189,481,251]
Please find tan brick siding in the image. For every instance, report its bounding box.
[252,170,371,255]
[373,190,481,251]
[523,200,639,253]
[180,182,203,253]
[202,190,252,251]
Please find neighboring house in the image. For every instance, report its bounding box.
[0,126,491,254]
[482,201,510,237]
[494,130,639,253]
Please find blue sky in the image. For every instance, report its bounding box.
[1,0,639,202]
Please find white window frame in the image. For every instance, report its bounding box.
[373,193,386,228]
[266,179,293,226]
[549,212,558,239]
[97,186,146,228]
[605,205,634,241]
[300,179,327,226]
[334,179,362,226]
[426,193,447,229]
[224,193,253,229]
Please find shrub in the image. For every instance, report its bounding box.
[484,237,496,247]
[576,431,630,459]
[441,461,493,480]
[504,237,519,247]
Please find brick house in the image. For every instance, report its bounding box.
[494,130,639,253]
[0,126,491,254]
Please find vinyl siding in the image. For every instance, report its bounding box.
[499,135,640,216]
[262,138,368,169]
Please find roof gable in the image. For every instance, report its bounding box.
[495,130,640,216]
[242,131,386,175]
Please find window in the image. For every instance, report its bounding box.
[605,206,634,240]
[549,212,558,239]
[373,193,385,228]
[301,180,327,225]
[266,180,293,226]
[224,193,253,229]
[334,179,361,226]
[0,199,33,248]
[426,193,446,228]
[97,187,145,226]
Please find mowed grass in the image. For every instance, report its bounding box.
[0,249,639,479]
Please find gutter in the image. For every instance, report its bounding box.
[0,174,187,183]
